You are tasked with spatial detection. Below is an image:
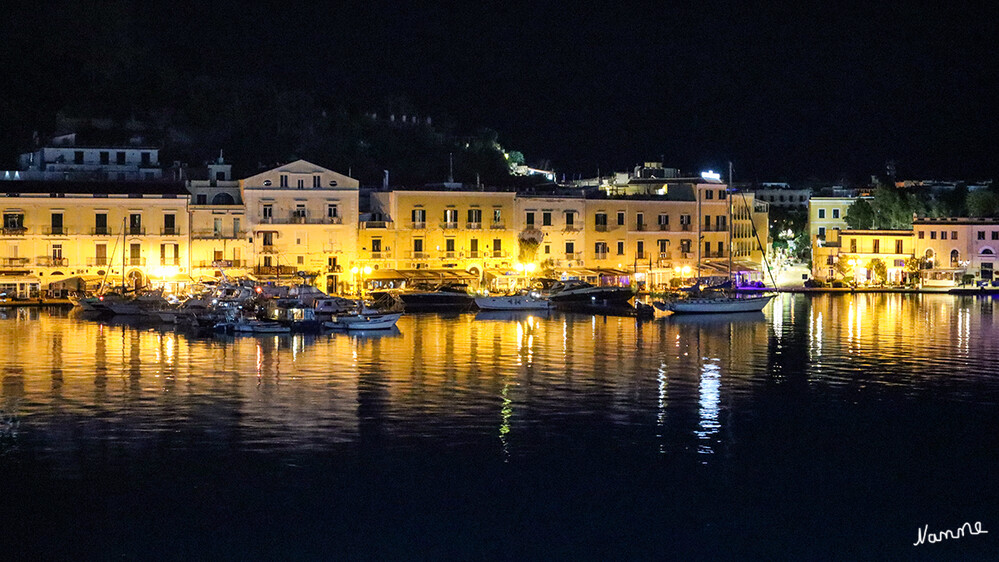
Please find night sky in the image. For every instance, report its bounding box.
[5,1,998,182]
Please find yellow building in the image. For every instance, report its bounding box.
[240,160,360,293]
[813,229,915,284]
[913,218,999,286]
[0,181,191,296]
[187,158,251,281]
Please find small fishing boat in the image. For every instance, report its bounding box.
[655,292,776,314]
[324,304,403,331]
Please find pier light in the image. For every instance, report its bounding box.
[350,266,359,274]
[363,266,372,275]
[681,265,692,275]
[514,262,525,272]
[525,263,536,273]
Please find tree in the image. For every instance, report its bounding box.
[845,199,876,229]
[867,258,888,285]
[834,257,853,282]
[967,190,999,217]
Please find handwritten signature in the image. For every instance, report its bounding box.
[914,521,988,546]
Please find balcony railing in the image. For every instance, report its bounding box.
[43,226,67,235]
[636,252,648,260]
[466,222,482,230]
[127,227,146,236]
[658,223,670,231]
[410,251,430,259]
[370,251,390,259]
[160,257,180,266]
[681,252,694,260]
[1,227,27,236]
[444,251,457,259]
[195,260,249,269]
[161,228,179,236]
[88,257,109,266]
[441,221,459,230]
[490,222,506,230]
[361,221,392,229]
[565,252,583,260]
[92,227,112,236]
[0,257,30,268]
[327,264,343,273]
[254,265,297,276]
[260,245,278,254]
[468,251,480,258]
[563,225,580,232]
[36,256,69,267]
[594,252,608,260]
[658,252,672,261]
[127,257,146,266]
[410,221,426,230]
[635,223,647,232]
[491,250,506,258]
[192,229,247,239]
[680,224,692,231]
[595,224,608,232]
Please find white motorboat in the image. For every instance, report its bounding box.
[235,319,291,334]
[655,293,776,314]
[324,311,402,331]
[474,291,552,311]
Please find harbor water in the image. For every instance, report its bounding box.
[1,293,997,559]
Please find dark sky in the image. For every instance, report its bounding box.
[5,1,998,182]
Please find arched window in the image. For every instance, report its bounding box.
[950,249,960,268]
[212,193,235,205]
[982,247,995,255]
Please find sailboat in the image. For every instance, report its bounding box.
[655,166,776,315]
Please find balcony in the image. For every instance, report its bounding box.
[469,251,481,258]
[595,224,608,232]
[192,229,247,239]
[658,223,670,231]
[703,225,727,232]
[491,250,506,258]
[327,264,343,273]
[466,222,482,230]
[36,256,69,267]
[92,227,113,236]
[195,260,249,269]
[1,227,27,236]
[160,257,180,266]
[680,224,692,231]
[635,223,647,232]
[370,251,390,259]
[88,257,109,266]
[658,252,672,261]
[410,251,430,259]
[441,221,459,230]
[410,221,426,230]
[127,227,146,236]
[594,252,608,260]
[260,245,278,254]
[254,265,297,276]
[43,226,67,235]
[636,252,648,260]
[127,257,146,266]
[490,222,506,230]
[681,252,694,260]
[0,257,30,269]
[563,225,580,232]
[565,252,583,261]
[361,221,392,229]
[444,251,457,259]
[327,216,343,225]
[161,228,179,236]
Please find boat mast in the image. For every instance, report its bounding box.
[728,161,733,282]
[121,218,127,291]
[696,181,701,285]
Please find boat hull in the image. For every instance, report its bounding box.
[474,296,552,310]
[398,293,476,311]
[325,312,402,331]
[662,294,775,314]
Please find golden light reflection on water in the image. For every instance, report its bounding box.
[1,297,998,463]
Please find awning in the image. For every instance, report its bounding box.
[370,269,478,282]
[48,275,104,290]
[594,268,630,277]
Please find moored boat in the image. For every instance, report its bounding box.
[655,292,776,314]
[547,280,634,306]
[396,283,476,311]
[325,311,402,331]
[474,290,552,311]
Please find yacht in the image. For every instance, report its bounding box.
[474,290,552,311]
[546,280,634,305]
[655,291,776,314]
[396,283,477,312]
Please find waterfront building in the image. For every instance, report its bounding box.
[808,196,862,243]
[813,229,915,284]
[187,157,251,281]
[240,160,360,294]
[8,132,164,182]
[913,218,999,286]
[0,180,190,296]
[752,184,812,208]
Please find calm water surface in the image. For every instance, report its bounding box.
[1,294,997,560]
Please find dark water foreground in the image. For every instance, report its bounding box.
[1,294,997,560]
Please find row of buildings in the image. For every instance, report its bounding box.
[0,143,771,298]
[807,196,999,286]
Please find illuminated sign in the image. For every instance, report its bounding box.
[701,170,721,181]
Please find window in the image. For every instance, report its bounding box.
[717,241,723,255]
[99,151,109,165]
[565,212,575,227]
[680,239,691,253]
[263,180,272,187]
[895,239,903,254]
[263,204,273,219]
[832,209,840,219]
[74,151,84,164]
[141,152,151,166]
[952,231,958,240]
[313,176,321,188]
[993,232,998,241]
[95,243,107,265]
[873,239,880,253]
[213,218,222,236]
[636,213,644,229]
[930,231,936,239]
[411,209,426,225]
[818,226,826,238]
[493,209,502,224]
[445,239,455,253]
[850,238,857,253]
[297,179,304,189]
[617,241,624,255]
[196,194,207,205]
[705,190,714,200]
[595,213,608,228]
[704,241,711,255]
[280,175,288,188]
[163,214,176,235]
[616,212,625,226]
[128,213,142,235]
[493,238,502,256]
[638,240,645,256]
[50,212,63,235]
[919,231,925,239]
[52,243,63,260]
[658,214,669,228]
[542,212,552,226]
[941,231,947,240]
[372,239,382,252]
[978,231,986,240]
[565,242,575,255]
[94,213,108,235]
[262,232,274,246]
[526,212,535,226]
[594,242,608,255]
[116,152,126,165]
[719,190,727,200]
[414,239,424,253]
[444,209,458,224]
[544,244,550,254]
[294,204,307,219]
[818,209,826,219]
[327,204,339,220]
